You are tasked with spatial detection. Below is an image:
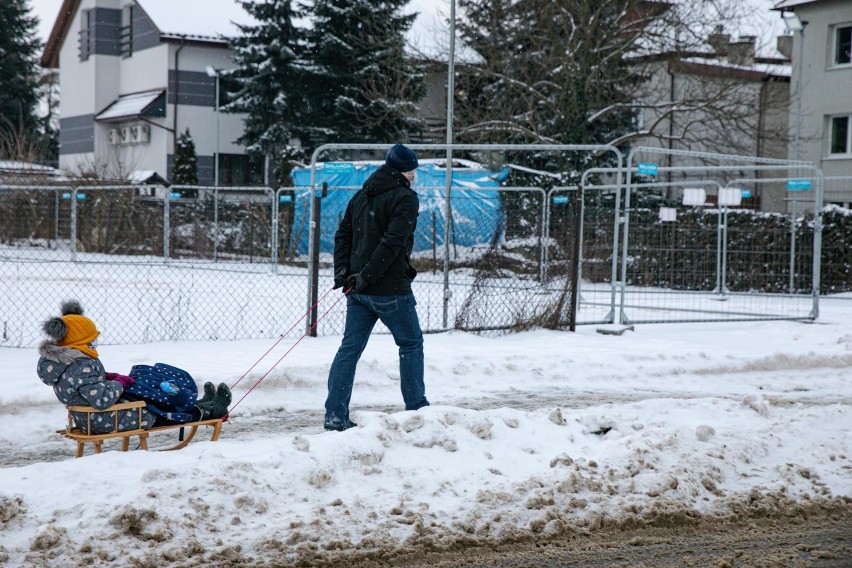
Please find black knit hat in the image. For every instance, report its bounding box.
[385,144,418,172]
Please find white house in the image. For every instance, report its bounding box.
[41,0,261,186]
[773,0,852,207]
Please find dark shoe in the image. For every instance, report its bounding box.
[197,383,231,420]
[324,415,357,431]
[215,383,232,406]
[198,382,216,404]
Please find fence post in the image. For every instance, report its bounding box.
[70,188,78,261]
[162,186,170,261]
[789,194,797,293]
[214,185,219,262]
[272,188,279,272]
[54,189,60,247]
[309,182,327,337]
[811,172,824,319]
[539,188,546,283]
[431,210,437,273]
[568,184,583,331]
[721,206,729,294]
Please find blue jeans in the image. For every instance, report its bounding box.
[325,293,428,420]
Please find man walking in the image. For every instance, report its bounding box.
[324,144,430,431]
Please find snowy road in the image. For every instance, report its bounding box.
[2,304,851,567]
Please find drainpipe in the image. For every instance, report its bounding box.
[666,60,676,187]
[756,80,766,159]
[172,36,187,163]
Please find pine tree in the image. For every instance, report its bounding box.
[226,0,313,156]
[173,129,198,186]
[456,0,639,176]
[307,0,425,144]
[0,0,44,159]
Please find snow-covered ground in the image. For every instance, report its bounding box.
[1,292,850,565]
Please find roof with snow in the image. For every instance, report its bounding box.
[772,0,822,9]
[135,0,256,41]
[95,89,166,122]
[679,57,792,78]
[127,170,168,185]
[0,161,60,174]
[0,161,70,183]
[41,0,257,67]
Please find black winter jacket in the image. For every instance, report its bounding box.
[334,164,418,295]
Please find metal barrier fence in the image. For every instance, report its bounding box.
[306,143,626,334]
[618,147,822,324]
[3,144,845,347]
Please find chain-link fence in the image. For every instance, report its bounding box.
[0,179,310,347]
[4,145,850,347]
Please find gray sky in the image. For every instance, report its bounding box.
[29,0,785,59]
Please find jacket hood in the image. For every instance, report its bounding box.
[363,164,411,197]
[39,342,90,364]
[38,343,91,385]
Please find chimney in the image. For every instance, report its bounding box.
[777,35,793,59]
[728,36,756,66]
[708,24,730,54]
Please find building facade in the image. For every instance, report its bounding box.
[775,0,852,207]
[624,32,792,212]
[41,0,260,186]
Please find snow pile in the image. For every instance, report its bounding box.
[2,298,852,564]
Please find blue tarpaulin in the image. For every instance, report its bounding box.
[288,161,509,256]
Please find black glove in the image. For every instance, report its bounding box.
[333,273,348,290]
[346,273,368,293]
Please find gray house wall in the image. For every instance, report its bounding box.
[786,0,852,206]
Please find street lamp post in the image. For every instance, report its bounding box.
[783,11,807,162]
[442,0,456,328]
[782,12,807,293]
[205,65,220,261]
[205,65,221,187]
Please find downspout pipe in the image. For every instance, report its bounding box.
[172,36,187,162]
[666,60,675,187]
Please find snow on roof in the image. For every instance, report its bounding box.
[136,0,257,40]
[0,160,71,183]
[0,161,59,174]
[680,56,792,77]
[127,170,166,184]
[312,158,490,171]
[95,89,165,122]
[773,0,820,9]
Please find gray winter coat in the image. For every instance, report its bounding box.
[37,343,155,434]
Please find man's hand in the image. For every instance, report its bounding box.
[346,273,368,293]
[333,273,348,290]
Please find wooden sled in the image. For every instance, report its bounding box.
[57,400,222,458]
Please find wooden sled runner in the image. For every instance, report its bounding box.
[57,400,223,458]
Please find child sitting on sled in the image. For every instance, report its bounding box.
[37,300,231,434]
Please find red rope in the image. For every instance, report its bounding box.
[226,287,352,416]
[229,286,337,390]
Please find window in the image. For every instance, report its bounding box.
[120,5,133,58]
[218,76,240,107]
[835,25,851,66]
[217,154,265,186]
[79,9,92,61]
[829,116,851,155]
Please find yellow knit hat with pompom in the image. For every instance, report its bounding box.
[58,313,100,359]
[43,300,100,359]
